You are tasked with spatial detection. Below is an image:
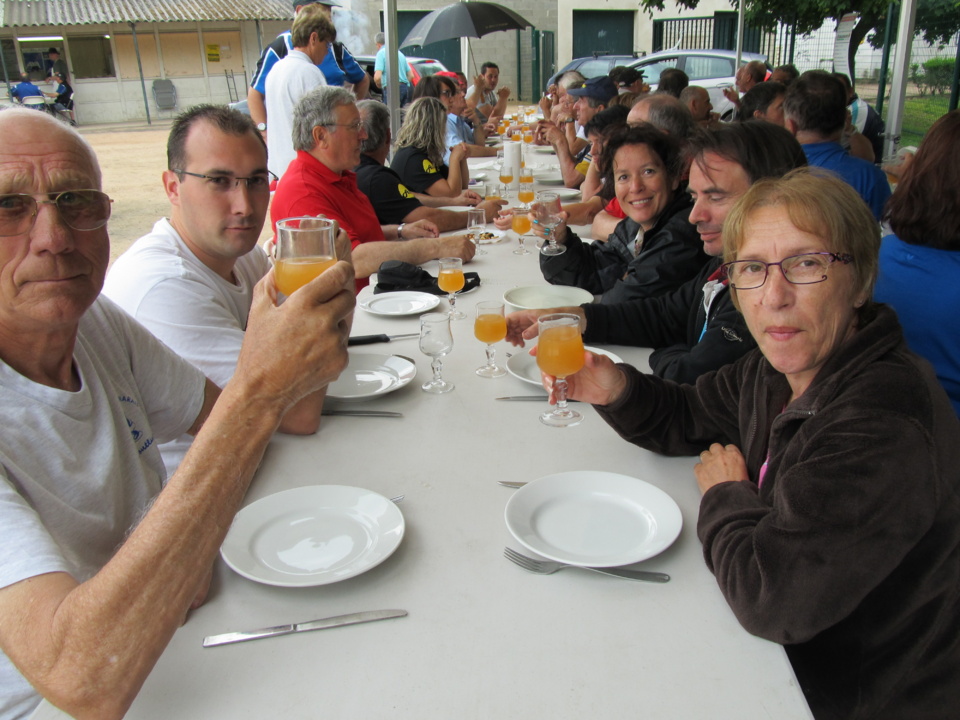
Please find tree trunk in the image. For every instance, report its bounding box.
[847,12,880,81]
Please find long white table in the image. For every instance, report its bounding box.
[32,157,812,720]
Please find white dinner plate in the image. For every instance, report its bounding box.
[552,187,582,200]
[531,145,557,155]
[505,471,682,567]
[535,171,564,185]
[359,291,440,316]
[472,172,488,181]
[327,353,417,401]
[221,485,405,587]
[505,346,622,387]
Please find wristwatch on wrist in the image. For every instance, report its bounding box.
[256,122,267,132]
[397,223,405,238]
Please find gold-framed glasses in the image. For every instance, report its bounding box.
[0,190,113,237]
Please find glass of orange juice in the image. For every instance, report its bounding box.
[474,301,507,377]
[510,207,531,255]
[274,216,337,297]
[519,167,534,184]
[438,257,466,319]
[536,313,585,427]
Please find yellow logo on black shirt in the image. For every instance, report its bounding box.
[398,183,415,199]
[422,159,438,174]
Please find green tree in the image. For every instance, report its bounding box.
[637,0,960,79]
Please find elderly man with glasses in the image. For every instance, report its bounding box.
[271,85,475,293]
[104,105,336,474]
[0,108,354,718]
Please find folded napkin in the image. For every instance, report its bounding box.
[374,260,481,296]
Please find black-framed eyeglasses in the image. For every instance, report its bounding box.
[172,169,277,193]
[323,120,365,132]
[721,252,854,290]
[0,190,113,237]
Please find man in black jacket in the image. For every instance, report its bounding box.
[506,121,807,384]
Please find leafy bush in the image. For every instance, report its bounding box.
[922,57,955,95]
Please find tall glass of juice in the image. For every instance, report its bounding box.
[275,217,337,297]
[437,257,466,319]
[536,313,585,427]
[510,208,532,255]
[474,301,507,377]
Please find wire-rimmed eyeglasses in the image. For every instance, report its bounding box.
[0,190,113,237]
[323,120,365,133]
[172,169,277,193]
[721,252,854,290]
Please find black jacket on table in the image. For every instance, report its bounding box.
[596,305,960,719]
[580,256,755,384]
[539,192,706,305]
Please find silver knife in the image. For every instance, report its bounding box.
[322,410,403,418]
[348,333,419,346]
[498,480,526,488]
[202,609,407,648]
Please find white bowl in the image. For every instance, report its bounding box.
[502,285,594,314]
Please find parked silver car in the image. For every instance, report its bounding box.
[628,49,769,116]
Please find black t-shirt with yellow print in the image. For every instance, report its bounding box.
[355,154,423,226]
[389,145,450,195]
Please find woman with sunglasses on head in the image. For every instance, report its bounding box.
[541,167,960,719]
[391,97,468,200]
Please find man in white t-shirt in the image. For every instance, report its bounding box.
[465,61,509,125]
[0,108,354,719]
[264,4,334,179]
[105,105,335,475]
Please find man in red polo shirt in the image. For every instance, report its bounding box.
[271,86,474,292]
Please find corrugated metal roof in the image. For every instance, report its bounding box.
[1,0,295,27]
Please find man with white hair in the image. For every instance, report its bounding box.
[271,86,475,293]
[0,108,353,718]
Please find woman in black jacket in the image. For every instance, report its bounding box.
[537,124,705,304]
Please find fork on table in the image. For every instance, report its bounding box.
[503,546,670,583]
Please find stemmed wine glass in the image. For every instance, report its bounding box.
[510,207,531,255]
[420,312,455,393]
[466,207,487,256]
[536,191,565,256]
[437,257,466,319]
[474,301,507,377]
[536,313,584,427]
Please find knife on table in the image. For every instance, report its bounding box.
[202,609,408,648]
[348,333,419,346]
[495,396,579,402]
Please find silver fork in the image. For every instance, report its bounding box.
[503,547,670,583]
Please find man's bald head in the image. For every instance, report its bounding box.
[0,108,102,188]
[628,93,695,140]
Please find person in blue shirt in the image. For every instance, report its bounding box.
[782,70,890,221]
[246,0,368,140]
[874,110,960,416]
[373,31,411,107]
[10,73,44,103]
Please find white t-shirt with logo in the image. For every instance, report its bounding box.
[0,297,205,719]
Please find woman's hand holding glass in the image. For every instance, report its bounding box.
[535,349,629,409]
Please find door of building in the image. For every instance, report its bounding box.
[572,10,635,60]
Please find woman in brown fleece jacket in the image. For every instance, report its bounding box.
[539,168,960,719]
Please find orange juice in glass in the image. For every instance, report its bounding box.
[499,169,513,185]
[474,301,507,377]
[275,217,336,297]
[536,313,585,427]
[517,187,535,205]
[519,168,534,184]
[510,207,531,255]
[438,257,466,319]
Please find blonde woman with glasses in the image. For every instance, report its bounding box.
[391,97,469,200]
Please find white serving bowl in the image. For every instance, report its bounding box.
[502,285,594,315]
